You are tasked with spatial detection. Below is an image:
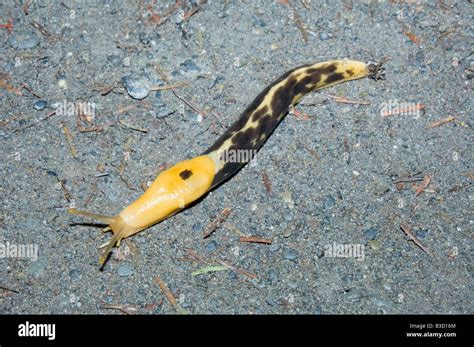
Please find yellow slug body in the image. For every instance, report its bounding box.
[69,59,383,266]
[120,155,215,230]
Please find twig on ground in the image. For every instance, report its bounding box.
[21,83,42,99]
[182,0,207,21]
[171,90,206,118]
[57,178,74,203]
[191,265,228,276]
[0,284,19,294]
[61,122,78,158]
[224,223,250,238]
[99,302,139,315]
[289,105,309,120]
[0,18,14,33]
[116,104,136,115]
[414,175,431,196]
[261,170,272,195]
[328,94,370,105]
[400,223,435,257]
[427,116,455,128]
[403,30,421,46]
[202,208,232,238]
[149,82,188,91]
[393,172,424,184]
[155,275,187,314]
[184,248,210,264]
[118,120,148,133]
[216,259,257,279]
[239,236,273,244]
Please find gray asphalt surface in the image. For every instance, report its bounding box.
[0,0,472,314]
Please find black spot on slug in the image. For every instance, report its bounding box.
[311,71,322,83]
[232,126,257,148]
[179,169,193,180]
[251,105,269,122]
[271,78,295,116]
[346,68,354,76]
[318,63,337,75]
[325,72,344,84]
[292,75,311,96]
[258,114,276,137]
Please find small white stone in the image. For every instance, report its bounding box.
[281,191,295,209]
[58,79,67,89]
[231,246,240,257]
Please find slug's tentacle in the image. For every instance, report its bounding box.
[69,59,383,267]
[98,223,127,266]
[68,208,115,224]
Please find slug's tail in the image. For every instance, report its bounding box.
[68,208,136,267]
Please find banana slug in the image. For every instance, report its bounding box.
[69,59,383,266]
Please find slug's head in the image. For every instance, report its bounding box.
[69,155,216,267]
[118,155,216,230]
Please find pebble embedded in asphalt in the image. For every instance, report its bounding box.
[323,195,336,209]
[33,100,47,111]
[269,243,280,252]
[155,107,175,118]
[283,247,299,260]
[117,263,133,277]
[364,227,379,240]
[180,59,201,73]
[69,269,82,281]
[205,241,217,253]
[122,75,150,100]
[192,223,203,233]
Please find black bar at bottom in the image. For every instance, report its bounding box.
[0,314,470,346]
